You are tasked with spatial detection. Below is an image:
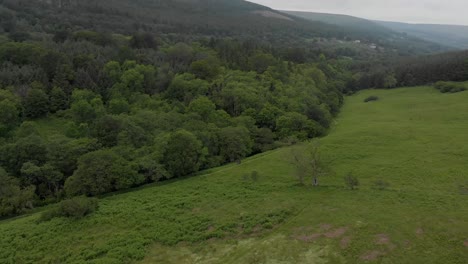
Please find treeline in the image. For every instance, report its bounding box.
[0,26,349,216]
[349,50,468,91]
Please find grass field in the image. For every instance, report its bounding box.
[1,86,467,263]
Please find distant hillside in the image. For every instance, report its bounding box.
[376,21,468,50]
[1,0,345,46]
[0,0,446,56]
[283,10,449,55]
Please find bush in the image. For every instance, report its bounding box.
[40,196,99,221]
[344,172,359,190]
[364,96,379,103]
[373,179,391,190]
[434,81,467,93]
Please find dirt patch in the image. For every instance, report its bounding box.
[320,224,333,231]
[403,240,411,248]
[324,227,347,238]
[252,225,262,233]
[464,240,468,247]
[295,233,322,242]
[375,234,391,245]
[340,236,351,249]
[207,226,215,232]
[416,228,424,237]
[293,226,315,232]
[360,250,385,261]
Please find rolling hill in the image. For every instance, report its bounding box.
[376,21,468,50]
[283,10,450,55]
[1,86,467,263]
[0,0,446,55]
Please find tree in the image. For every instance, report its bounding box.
[20,162,64,198]
[190,57,221,80]
[108,98,130,115]
[276,112,316,140]
[92,115,122,147]
[383,74,397,88]
[218,126,253,163]
[165,73,209,103]
[0,99,19,134]
[344,172,360,190]
[130,32,158,49]
[188,96,216,121]
[0,167,35,217]
[64,149,141,196]
[163,130,205,178]
[71,100,97,124]
[289,143,329,186]
[0,135,48,175]
[23,88,49,118]
[248,52,276,74]
[49,87,68,113]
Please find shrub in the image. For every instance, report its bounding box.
[434,81,467,93]
[40,196,99,221]
[344,172,359,190]
[373,179,391,190]
[364,96,379,103]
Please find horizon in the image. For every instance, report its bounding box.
[248,0,468,27]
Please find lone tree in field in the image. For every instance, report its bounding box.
[344,172,360,190]
[289,143,329,186]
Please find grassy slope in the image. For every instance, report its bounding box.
[1,87,467,263]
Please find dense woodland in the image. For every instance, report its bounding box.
[1,0,468,217]
[349,50,468,91]
[0,0,354,217]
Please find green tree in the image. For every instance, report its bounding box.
[20,162,64,198]
[288,143,329,186]
[248,52,276,74]
[0,99,20,134]
[190,57,221,80]
[166,73,209,103]
[64,150,141,196]
[108,98,130,115]
[71,100,96,124]
[49,87,68,113]
[92,115,122,147]
[188,96,216,121]
[23,89,49,118]
[0,135,48,174]
[103,61,122,83]
[218,126,253,163]
[383,74,397,89]
[276,112,315,140]
[0,167,35,217]
[163,130,206,178]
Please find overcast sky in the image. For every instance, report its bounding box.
[248,0,468,26]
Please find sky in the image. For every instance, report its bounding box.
[248,0,468,26]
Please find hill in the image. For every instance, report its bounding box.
[0,0,446,56]
[1,86,467,263]
[376,21,468,50]
[282,10,449,55]
[1,0,340,46]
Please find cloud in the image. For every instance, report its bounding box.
[248,0,468,25]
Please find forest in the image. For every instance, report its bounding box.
[0,0,355,217]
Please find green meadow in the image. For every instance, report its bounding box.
[1,86,467,263]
